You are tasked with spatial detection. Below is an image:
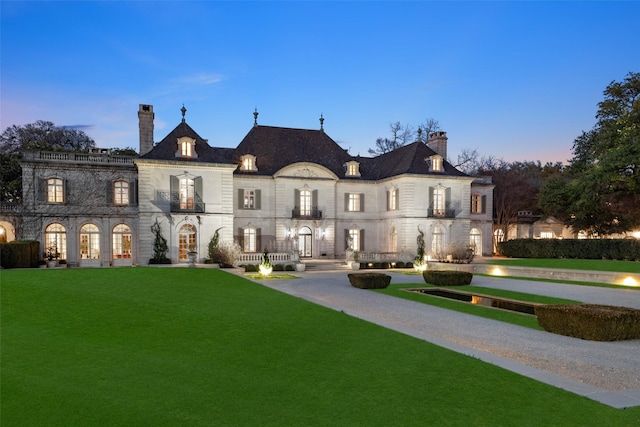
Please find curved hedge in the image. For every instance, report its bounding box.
[422,270,473,286]
[497,238,640,260]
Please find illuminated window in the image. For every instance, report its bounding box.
[347,193,361,212]
[45,223,67,260]
[114,180,129,205]
[540,231,554,239]
[300,190,311,216]
[429,155,443,172]
[112,224,132,259]
[388,188,398,210]
[244,228,256,252]
[47,178,64,203]
[181,141,192,156]
[80,223,100,260]
[179,224,197,261]
[349,229,360,252]
[433,188,445,215]
[470,228,482,254]
[471,194,482,213]
[244,190,255,209]
[180,178,194,209]
[176,137,197,158]
[345,161,361,177]
[240,154,257,172]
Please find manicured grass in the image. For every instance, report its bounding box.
[477,274,640,290]
[483,258,640,273]
[245,273,299,280]
[2,268,639,425]
[374,284,580,330]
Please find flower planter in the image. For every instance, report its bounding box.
[295,263,306,272]
[47,260,58,268]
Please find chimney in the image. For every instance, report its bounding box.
[138,104,154,155]
[427,131,447,160]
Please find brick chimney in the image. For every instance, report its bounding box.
[427,131,447,160]
[138,104,154,155]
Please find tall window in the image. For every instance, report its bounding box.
[181,140,192,157]
[180,178,194,209]
[244,228,256,252]
[47,178,64,203]
[244,190,255,209]
[470,228,482,255]
[347,193,360,212]
[45,223,67,260]
[430,156,442,172]
[80,224,100,259]
[471,194,483,213]
[114,180,129,205]
[349,229,360,251]
[179,224,197,261]
[240,154,257,171]
[431,227,444,256]
[112,224,132,259]
[433,188,445,216]
[389,188,398,211]
[300,190,311,216]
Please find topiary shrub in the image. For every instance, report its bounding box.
[373,262,382,269]
[273,263,284,272]
[423,270,473,286]
[535,304,640,341]
[381,262,390,269]
[348,273,391,289]
[245,264,258,272]
[405,261,413,269]
[395,261,405,268]
[285,264,294,271]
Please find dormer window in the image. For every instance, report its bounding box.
[240,154,258,172]
[345,161,361,177]
[176,136,197,158]
[429,155,443,172]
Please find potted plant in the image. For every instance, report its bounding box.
[187,243,198,265]
[45,244,59,268]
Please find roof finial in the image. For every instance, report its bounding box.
[417,127,422,141]
[253,107,259,127]
[181,104,187,123]
[319,113,324,132]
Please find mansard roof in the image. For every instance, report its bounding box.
[233,125,352,176]
[139,121,234,164]
[363,141,468,179]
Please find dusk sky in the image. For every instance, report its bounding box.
[2,1,639,164]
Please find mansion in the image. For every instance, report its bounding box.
[0,105,494,267]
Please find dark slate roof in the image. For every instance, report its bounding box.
[232,125,352,176]
[363,141,468,180]
[139,121,235,164]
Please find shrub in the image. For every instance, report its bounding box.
[285,264,294,271]
[208,227,223,262]
[498,238,640,260]
[211,241,241,267]
[381,262,390,269]
[405,261,413,269]
[348,273,391,289]
[423,270,473,286]
[273,263,284,272]
[536,304,640,341]
[373,262,382,269]
[148,258,171,264]
[244,264,258,272]
[396,261,405,268]
[0,240,40,269]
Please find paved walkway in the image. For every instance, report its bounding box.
[239,269,640,409]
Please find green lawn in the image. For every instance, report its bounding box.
[374,284,580,330]
[483,258,640,273]
[2,268,639,426]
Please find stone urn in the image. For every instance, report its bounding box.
[295,263,306,272]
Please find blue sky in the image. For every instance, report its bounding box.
[1,1,639,163]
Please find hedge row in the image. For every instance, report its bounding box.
[536,304,640,341]
[0,241,40,269]
[242,264,295,272]
[497,238,640,260]
[359,261,413,269]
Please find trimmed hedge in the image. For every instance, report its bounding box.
[0,241,40,269]
[422,270,473,286]
[148,258,171,264]
[536,304,640,341]
[348,273,391,289]
[498,238,640,260]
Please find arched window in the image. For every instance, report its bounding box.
[179,224,197,261]
[80,224,100,259]
[113,224,132,259]
[470,228,482,255]
[0,225,7,243]
[45,223,67,260]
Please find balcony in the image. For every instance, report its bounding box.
[156,191,205,213]
[428,208,456,218]
[292,206,322,219]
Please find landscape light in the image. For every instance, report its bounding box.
[621,276,639,287]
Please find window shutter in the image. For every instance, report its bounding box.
[445,187,452,209]
[359,229,365,251]
[312,189,318,207]
[386,190,390,211]
[170,175,179,194]
[344,193,349,211]
[256,228,262,253]
[481,195,487,214]
[344,229,349,250]
[106,181,113,205]
[360,193,365,212]
[238,189,244,209]
[255,189,261,210]
[195,176,203,200]
[63,179,69,204]
[396,189,399,210]
[237,227,244,251]
[37,178,45,202]
[294,189,300,208]
[131,179,138,205]
[428,187,434,209]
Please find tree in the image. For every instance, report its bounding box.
[368,118,440,155]
[539,72,640,235]
[0,121,96,202]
